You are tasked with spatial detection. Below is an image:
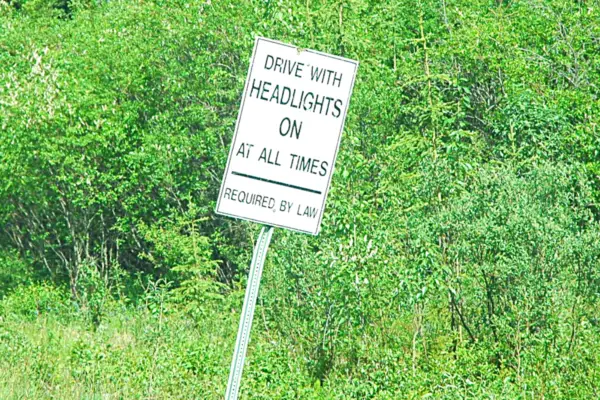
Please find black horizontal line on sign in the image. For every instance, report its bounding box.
[231,171,322,195]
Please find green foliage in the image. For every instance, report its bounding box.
[72,260,124,329]
[0,250,32,297]
[0,283,70,320]
[1,0,600,398]
[140,202,225,317]
[0,0,248,292]
[403,161,600,371]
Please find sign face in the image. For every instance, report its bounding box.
[216,37,358,235]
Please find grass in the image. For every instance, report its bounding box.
[0,284,327,399]
[0,298,234,398]
[1,284,600,399]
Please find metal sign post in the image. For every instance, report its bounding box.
[225,225,274,400]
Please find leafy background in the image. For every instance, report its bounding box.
[1,0,600,398]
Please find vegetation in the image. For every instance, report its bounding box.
[1,0,600,398]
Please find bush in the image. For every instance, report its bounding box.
[140,202,225,318]
[402,160,600,370]
[0,283,70,320]
[0,250,33,298]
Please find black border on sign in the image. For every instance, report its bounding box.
[215,36,359,236]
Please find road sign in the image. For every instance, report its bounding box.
[216,37,358,235]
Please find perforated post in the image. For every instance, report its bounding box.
[225,225,274,400]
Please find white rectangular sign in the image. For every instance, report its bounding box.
[216,37,358,235]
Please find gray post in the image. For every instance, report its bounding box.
[225,225,274,400]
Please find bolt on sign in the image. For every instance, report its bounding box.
[216,37,359,235]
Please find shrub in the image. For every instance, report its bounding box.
[140,202,225,318]
[0,250,33,298]
[0,283,70,320]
